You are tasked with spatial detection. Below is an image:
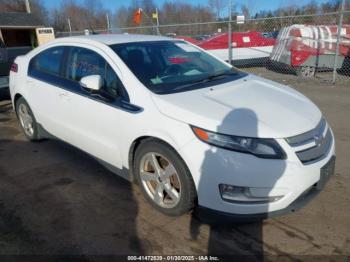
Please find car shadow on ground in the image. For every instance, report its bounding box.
[0,139,270,260]
[0,136,144,257]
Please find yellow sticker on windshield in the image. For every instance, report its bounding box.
[151,76,163,84]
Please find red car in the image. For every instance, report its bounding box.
[178,31,276,66]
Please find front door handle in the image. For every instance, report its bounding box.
[59,92,70,101]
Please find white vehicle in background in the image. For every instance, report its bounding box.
[9,34,335,221]
[269,24,350,77]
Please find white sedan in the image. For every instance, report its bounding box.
[9,34,335,221]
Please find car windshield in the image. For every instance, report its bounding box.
[110,40,247,94]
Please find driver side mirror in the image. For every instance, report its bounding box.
[80,75,103,91]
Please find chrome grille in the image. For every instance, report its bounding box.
[286,118,327,146]
[286,118,333,164]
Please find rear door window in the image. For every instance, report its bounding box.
[29,46,64,76]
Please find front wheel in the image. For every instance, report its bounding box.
[134,140,196,216]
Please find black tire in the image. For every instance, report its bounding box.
[265,59,272,70]
[0,88,10,101]
[134,139,196,216]
[15,97,40,141]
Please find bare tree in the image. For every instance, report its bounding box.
[30,0,49,24]
[51,8,67,32]
[241,4,250,19]
[83,0,107,32]
[48,0,109,33]
[208,0,223,19]
[114,5,129,30]
[0,0,48,24]
[0,0,25,12]
[142,0,156,16]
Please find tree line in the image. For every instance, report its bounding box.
[0,0,349,35]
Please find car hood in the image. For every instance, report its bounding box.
[151,74,322,138]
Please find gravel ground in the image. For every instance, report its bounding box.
[0,68,349,261]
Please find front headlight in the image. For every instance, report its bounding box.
[191,126,286,159]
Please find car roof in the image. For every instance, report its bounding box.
[56,34,175,46]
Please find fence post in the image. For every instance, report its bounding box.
[106,13,111,33]
[155,8,160,35]
[228,0,233,64]
[332,0,345,84]
[67,18,72,36]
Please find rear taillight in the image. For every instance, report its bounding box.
[10,63,18,73]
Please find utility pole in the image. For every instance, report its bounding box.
[25,0,31,13]
[67,18,72,36]
[155,8,160,35]
[106,13,111,32]
[332,0,345,84]
[228,0,233,64]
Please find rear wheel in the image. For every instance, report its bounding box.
[134,140,196,216]
[15,97,40,141]
[296,66,316,78]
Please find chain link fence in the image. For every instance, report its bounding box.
[56,10,350,85]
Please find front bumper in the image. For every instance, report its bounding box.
[179,132,336,216]
[195,156,335,223]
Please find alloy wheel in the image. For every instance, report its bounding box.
[18,103,34,137]
[139,152,181,209]
[300,66,316,78]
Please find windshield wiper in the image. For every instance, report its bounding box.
[172,72,232,91]
[206,72,231,81]
[195,70,238,83]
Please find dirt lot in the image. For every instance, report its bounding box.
[0,69,350,261]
